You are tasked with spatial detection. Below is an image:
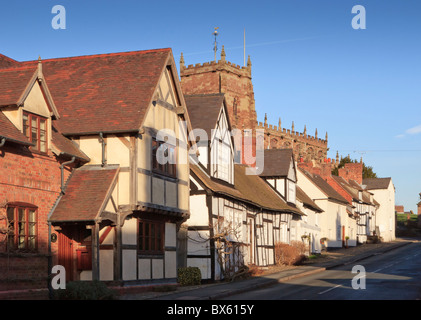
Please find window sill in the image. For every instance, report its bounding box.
[138,253,165,259]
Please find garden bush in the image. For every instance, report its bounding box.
[177,267,202,286]
[54,280,118,300]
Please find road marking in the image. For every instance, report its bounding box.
[318,284,342,295]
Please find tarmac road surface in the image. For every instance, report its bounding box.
[222,241,421,300]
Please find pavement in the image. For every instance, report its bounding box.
[119,238,414,300]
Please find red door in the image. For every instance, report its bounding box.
[58,228,74,282]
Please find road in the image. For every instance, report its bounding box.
[223,241,421,300]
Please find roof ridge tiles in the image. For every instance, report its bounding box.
[20,48,172,64]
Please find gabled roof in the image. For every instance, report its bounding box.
[191,163,303,215]
[0,62,60,119]
[0,111,33,146]
[50,165,119,223]
[362,177,392,190]
[296,186,323,213]
[299,168,348,205]
[17,49,173,136]
[259,149,294,177]
[184,93,227,139]
[0,65,38,107]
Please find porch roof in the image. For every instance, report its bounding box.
[49,165,119,223]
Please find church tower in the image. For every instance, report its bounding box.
[179,47,257,132]
[179,47,332,167]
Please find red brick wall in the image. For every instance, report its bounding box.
[0,143,73,291]
[338,163,363,184]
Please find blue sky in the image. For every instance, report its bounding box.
[1,0,420,211]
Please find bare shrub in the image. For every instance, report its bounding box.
[275,241,307,266]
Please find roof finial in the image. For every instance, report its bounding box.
[325,131,328,141]
[292,121,295,132]
[278,117,281,129]
[304,125,307,135]
[180,52,185,69]
[247,55,252,68]
[315,128,318,139]
[220,45,226,62]
[264,113,267,126]
[37,55,42,76]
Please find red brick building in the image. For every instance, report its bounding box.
[0,59,89,292]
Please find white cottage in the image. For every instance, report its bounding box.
[362,178,396,242]
[184,94,302,281]
[259,149,322,253]
[297,168,353,249]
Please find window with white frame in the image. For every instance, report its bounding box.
[287,180,296,204]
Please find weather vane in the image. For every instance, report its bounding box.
[213,27,219,62]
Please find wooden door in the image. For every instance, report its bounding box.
[58,228,74,282]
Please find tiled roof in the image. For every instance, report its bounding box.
[299,168,348,205]
[50,165,119,223]
[0,66,37,107]
[296,186,323,213]
[20,49,172,135]
[0,111,33,146]
[362,178,392,190]
[0,54,19,69]
[259,149,294,177]
[51,126,90,161]
[332,175,375,205]
[184,93,226,138]
[191,163,303,215]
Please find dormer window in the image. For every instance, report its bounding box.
[23,111,47,153]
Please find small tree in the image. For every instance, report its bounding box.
[332,155,377,179]
[189,218,246,281]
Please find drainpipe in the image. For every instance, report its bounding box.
[99,132,106,167]
[47,156,76,298]
[60,157,76,193]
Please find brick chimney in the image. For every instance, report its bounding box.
[338,162,363,184]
